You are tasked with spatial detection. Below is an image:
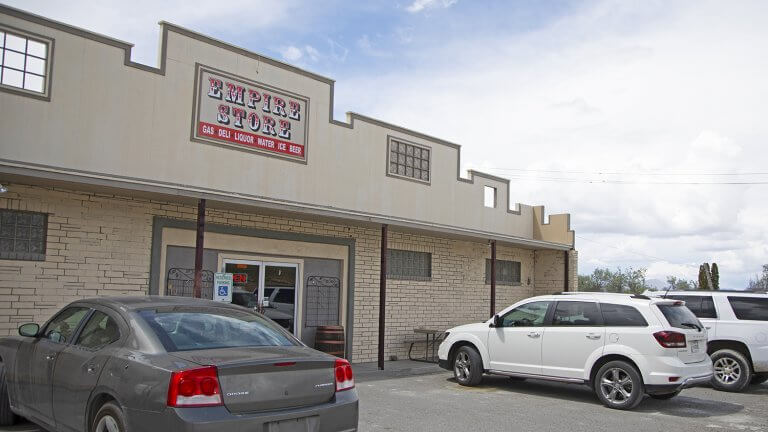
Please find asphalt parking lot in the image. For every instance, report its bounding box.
[357,372,768,432]
[4,369,766,432]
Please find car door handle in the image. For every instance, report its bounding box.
[527,332,541,338]
[45,354,56,361]
[705,326,712,330]
[86,364,98,374]
[586,334,602,340]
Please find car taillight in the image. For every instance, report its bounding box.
[167,366,223,407]
[335,358,355,392]
[653,331,687,348]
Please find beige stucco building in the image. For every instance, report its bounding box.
[0,5,577,363]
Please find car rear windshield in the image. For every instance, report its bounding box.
[656,303,702,330]
[728,296,768,321]
[137,307,298,352]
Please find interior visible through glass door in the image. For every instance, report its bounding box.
[224,262,260,309]
[263,264,297,334]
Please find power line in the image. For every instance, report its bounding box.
[488,167,768,176]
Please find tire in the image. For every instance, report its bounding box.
[594,361,644,410]
[0,364,16,426]
[649,391,680,400]
[750,373,768,386]
[711,349,752,392]
[92,402,127,432]
[452,346,483,386]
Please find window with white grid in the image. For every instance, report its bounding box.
[0,28,51,96]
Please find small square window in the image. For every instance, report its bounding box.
[0,209,47,261]
[0,27,52,97]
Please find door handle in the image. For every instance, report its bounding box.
[45,354,56,361]
[527,332,541,339]
[86,364,97,374]
[705,326,712,330]
[586,334,602,340]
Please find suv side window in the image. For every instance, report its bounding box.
[728,297,768,321]
[42,307,90,344]
[501,301,551,327]
[552,301,602,326]
[75,311,121,349]
[668,295,717,319]
[601,303,648,327]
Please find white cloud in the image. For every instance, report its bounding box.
[335,0,768,288]
[3,0,299,66]
[405,0,458,13]
[356,34,392,57]
[280,45,304,61]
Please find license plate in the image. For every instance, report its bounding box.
[266,416,319,432]
[690,340,700,353]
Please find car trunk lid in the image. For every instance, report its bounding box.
[169,346,336,413]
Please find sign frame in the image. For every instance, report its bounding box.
[191,63,311,164]
[213,272,234,303]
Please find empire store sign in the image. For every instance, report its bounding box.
[192,65,310,162]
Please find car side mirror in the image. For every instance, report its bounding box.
[18,323,40,338]
[490,314,501,328]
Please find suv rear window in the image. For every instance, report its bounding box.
[600,303,648,327]
[656,303,702,330]
[667,295,717,319]
[728,297,768,321]
[138,307,298,352]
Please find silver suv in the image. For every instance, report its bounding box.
[646,290,768,392]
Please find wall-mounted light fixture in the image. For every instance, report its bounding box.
[0,184,7,194]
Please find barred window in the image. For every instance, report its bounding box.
[0,28,51,96]
[0,209,47,261]
[387,249,431,280]
[388,139,430,183]
[485,259,521,285]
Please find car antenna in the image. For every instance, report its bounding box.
[662,284,672,299]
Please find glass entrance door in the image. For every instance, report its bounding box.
[222,259,298,334]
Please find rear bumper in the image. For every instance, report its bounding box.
[127,389,358,432]
[633,354,713,386]
[645,372,713,395]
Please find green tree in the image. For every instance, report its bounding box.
[698,263,712,290]
[665,276,697,291]
[579,267,651,294]
[747,264,768,291]
[711,263,720,290]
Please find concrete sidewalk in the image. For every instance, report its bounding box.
[354,360,445,382]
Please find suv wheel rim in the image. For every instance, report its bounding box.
[600,368,634,404]
[95,415,120,432]
[455,351,471,381]
[714,357,741,384]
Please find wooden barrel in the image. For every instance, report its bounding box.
[315,325,345,357]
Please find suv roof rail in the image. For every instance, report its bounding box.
[630,294,651,300]
[651,289,767,294]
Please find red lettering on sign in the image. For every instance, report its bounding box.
[198,122,305,158]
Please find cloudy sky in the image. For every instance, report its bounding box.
[8,0,768,288]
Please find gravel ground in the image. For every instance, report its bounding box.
[357,372,768,432]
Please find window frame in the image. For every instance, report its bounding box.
[40,306,92,345]
[386,136,431,185]
[73,309,124,351]
[485,259,522,286]
[727,296,768,321]
[386,249,432,281]
[551,300,604,327]
[0,209,48,261]
[599,302,649,327]
[0,24,54,100]
[667,295,718,319]
[498,300,553,328]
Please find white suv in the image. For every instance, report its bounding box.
[646,290,768,392]
[438,293,713,410]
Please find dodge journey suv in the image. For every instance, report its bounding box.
[438,293,713,410]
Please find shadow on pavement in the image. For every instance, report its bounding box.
[448,375,744,418]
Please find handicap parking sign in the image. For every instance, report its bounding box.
[213,273,233,302]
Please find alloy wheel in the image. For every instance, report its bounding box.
[455,351,471,381]
[714,357,741,384]
[599,368,634,405]
[95,415,120,432]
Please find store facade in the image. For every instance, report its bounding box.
[0,5,577,363]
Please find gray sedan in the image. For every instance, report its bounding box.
[0,296,358,432]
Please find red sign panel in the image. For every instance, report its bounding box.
[198,122,304,158]
[233,273,248,284]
